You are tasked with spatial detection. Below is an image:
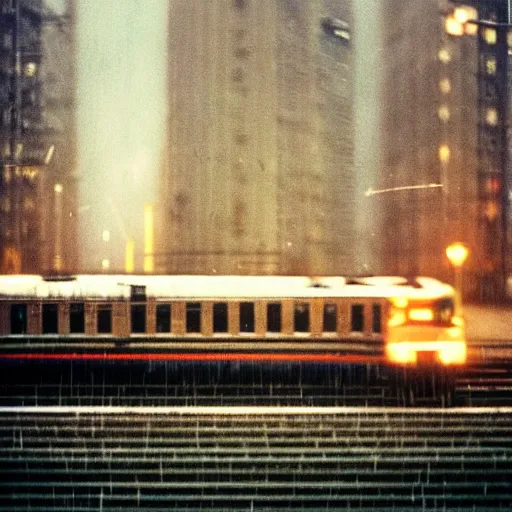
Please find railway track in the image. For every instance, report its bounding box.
[0,406,511,511]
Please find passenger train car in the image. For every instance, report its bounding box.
[0,274,466,369]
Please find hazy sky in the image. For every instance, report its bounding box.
[75,0,169,271]
[44,0,381,273]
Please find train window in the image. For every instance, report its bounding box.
[294,302,310,332]
[186,302,201,333]
[97,305,112,334]
[156,304,171,333]
[213,302,228,333]
[131,304,146,333]
[323,303,337,332]
[10,304,27,334]
[42,303,58,334]
[69,303,85,334]
[267,303,281,333]
[239,302,254,332]
[372,304,382,333]
[351,304,364,333]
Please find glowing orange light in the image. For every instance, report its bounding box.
[446,243,469,268]
[408,308,434,322]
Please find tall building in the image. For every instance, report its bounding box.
[0,0,76,274]
[159,0,354,276]
[377,0,509,298]
[0,0,45,273]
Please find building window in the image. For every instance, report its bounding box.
[438,105,450,123]
[294,303,310,332]
[156,304,171,333]
[485,56,497,75]
[10,304,27,334]
[438,48,452,64]
[97,305,112,334]
[439,78,451,94]
[351,304,364,333]
[485,107,498,126]
[267,303,281,333]
[131,304,146,333]
[69,303,85,334]
[483,27,497,45]
[239,302,254,333]
[439,144,451,164]
[42,303,58,334]
[323,303,337,333]
[213,302,228,333]
[186,302,201,333]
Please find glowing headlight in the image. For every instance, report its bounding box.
[408,308,434,322]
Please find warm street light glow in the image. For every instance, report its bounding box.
[102,229,110,242]
[446,242,469,268]
[54,183,63,194]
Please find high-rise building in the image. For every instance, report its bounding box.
[377,0,506,298]
[159,0,354,276]
[0,0,76,274]
[0,0,45,273]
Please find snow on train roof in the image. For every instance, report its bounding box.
[0,275,455,300]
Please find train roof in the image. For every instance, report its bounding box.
[0,275,456,300]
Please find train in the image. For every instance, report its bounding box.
[0,274,466,368]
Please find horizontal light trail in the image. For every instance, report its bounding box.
[0,352,384,364]
[365,183,443,196]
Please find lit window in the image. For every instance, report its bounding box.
[485,57,497,75]
[439,144,451,164]
[24,62,37,77]
[438,48,452,64]
[445,15,464,36]
[507,31,512,50]
[438,105,451,123]
[439,78,451,94]
[485,107,498,126]
[483,27,497,45]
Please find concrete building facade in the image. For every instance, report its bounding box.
[159,0,354,276]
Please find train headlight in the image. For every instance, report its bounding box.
[408,308,434,322]
[438,341,466,365]
[386,343,416,364]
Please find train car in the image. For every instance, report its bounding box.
[0,273,466,361]
[0,274,466,403]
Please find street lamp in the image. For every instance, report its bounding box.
[446,242,469,297]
